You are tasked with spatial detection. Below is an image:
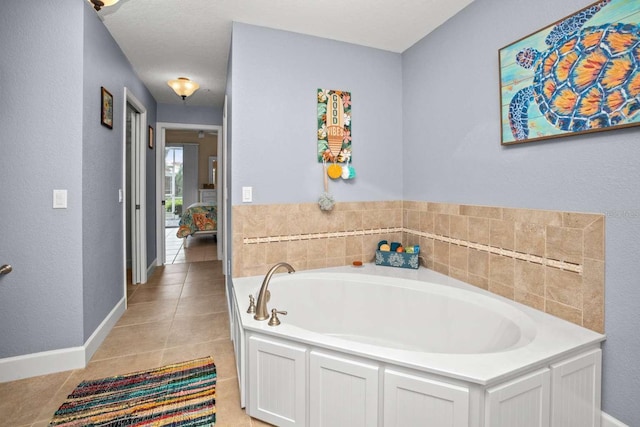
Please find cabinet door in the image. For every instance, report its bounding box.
[248,336,306,426]
[384,369,469,427]
[485,368,550,427]
[310,350,378,427]
[551,349,602,427]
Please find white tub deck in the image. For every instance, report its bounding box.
[233,264,604,385]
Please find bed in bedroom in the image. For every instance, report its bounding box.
[176,202,217,247]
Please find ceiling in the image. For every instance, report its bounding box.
[97,0,474,109]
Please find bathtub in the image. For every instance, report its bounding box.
[230,264,605,427]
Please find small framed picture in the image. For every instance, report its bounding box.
[101,87,113,129]
[148,125,154,149]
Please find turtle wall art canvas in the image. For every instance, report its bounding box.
[499,0,640,145]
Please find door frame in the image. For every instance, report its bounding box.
[155,122,222,265]
[122,88,148,294]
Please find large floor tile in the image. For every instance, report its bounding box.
[91,321,173,360]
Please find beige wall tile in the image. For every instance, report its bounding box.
[583,258,605,333]
[435,214,450,236]
[460,205,502,219]
[407,209,420,230]
[450,244,468,272]
[490,219,515,250]
[468,248,489,278]
[287,240,308,263]
[420,211,435,233]
[266,242,288,264]
[344,210,364,231]
[241,244,266,269]
[346,236,364,257]
[450,267,468,283]
[546,300,582,326]
[327,237,347,258]
[419,237,435,266]
[503,208,563,226]
[433,262,449,275]
[467,274,489,290]
[402,200,421,210]
[428,202,459,214]
[546,226,583,264]
[468,217,490,245]
[489,281,514,299]
[307,258,328,270]
[489,254,514,287]
[515,222,546,257]
[307,239,328,259]
[545,267,582,309]
[514,259,545,296]
[584,217,605,261]
[266,211,289,236]
[515,289,545,311]
[450,215,468,240]
[563,212,602,228]
[434,240,449,265]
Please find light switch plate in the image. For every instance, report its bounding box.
[53,189,67,209]
[242,186,252,203]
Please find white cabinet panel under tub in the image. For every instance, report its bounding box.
[309,350,379,427]
[550,349,602,427]
[233,266,605,427]
[384,369,470,427]
[485,368,551,427]
[248,335,306,426]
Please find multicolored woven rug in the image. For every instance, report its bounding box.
[49,357,216,426]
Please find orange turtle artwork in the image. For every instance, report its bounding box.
[508,0,640,140]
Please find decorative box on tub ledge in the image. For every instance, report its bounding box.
[375,250,419,269]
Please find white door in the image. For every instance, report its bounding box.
[124,89,147,286]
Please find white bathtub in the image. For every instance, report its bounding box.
[231,264,605,427]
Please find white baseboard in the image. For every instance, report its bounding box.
[147,259,157,283]
[0,297,126,382]
[83,297,126,363]
[602,412,629,427]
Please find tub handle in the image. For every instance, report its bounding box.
[268,308,287,327]
[247,295,256,314]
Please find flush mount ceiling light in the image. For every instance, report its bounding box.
[167,77,200,100]
[88,0,119,11]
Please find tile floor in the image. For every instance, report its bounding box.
[165,226,218,264]
[0,260,272,427]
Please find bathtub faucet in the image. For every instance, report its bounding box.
[254,262,295,321]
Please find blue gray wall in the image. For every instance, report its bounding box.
[229,23,403,206]
[0,0,157,358]
[82,4,157,341]
[0,0,85,356]
[157,104,222,125]
[402,0,639,424]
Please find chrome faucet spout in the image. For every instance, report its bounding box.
[254,262,295,320]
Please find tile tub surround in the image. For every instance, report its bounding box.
[233,201,604,333]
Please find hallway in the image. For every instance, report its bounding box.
[165,226,218,264]
[0,261,270,427]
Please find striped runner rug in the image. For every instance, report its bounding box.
[49,357,216,426]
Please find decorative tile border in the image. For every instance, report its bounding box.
[243,227,403,244]
[243,227,583,274]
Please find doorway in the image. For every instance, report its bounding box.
[164,145,183,228]
[156,123,222,265]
